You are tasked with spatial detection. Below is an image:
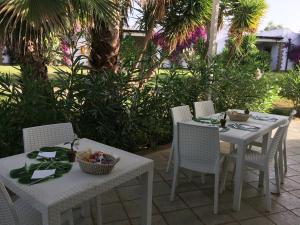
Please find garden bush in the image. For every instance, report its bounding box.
[185,35,275,113]
[210,64,277,112]
[279,68,300,112]
[0,70,65,157]
[0,35,280,158]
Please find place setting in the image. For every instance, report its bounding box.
[9,137,121,185]
[251,114,279,122]
[193,112,230,132]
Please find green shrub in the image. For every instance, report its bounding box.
[279,68,300,110]
[0,70,65,157]
[185,35,275,113]
[211,65,278,112]
[0,35,280,158]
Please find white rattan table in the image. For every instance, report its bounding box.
[182,111,288,211]
[0,138,154,225]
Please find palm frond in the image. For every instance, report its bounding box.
[0,0,119,47]
[229,0,267,35]
[161,0,212,51]
[0,0,67,44]
[72,0,118,26]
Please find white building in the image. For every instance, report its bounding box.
[256,29,300,71]
[216,28,300,71]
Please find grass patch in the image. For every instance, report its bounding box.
[0,65,70,79]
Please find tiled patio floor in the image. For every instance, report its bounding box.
[80,119,300,225]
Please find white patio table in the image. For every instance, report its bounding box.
[0,138,154,225]
[181,111,288,211]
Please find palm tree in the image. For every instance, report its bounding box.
[0,0,117,79]
[88,0,170,72]
[90,0,212,76]
[218,0,267,62]
[137,0,212,84]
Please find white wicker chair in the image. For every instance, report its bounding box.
[22,123,102,225]
[21,123,78,225]
[223,123,288,211]
[194,100,215,118]
[249,110,296,182]
[0,181,76,225]
[23,122,75,153]
[170,123,224,214]
[166,106,193,173]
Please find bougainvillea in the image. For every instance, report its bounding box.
[288,44,300,64]
[59,21,82,66]
[59,40,72,66]
[152,26,207,62]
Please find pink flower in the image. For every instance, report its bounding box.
[62,55,71,66]
[73,21,81,33]
[60,40,71,56]
[152,26,207,62]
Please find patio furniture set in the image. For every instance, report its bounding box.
[0,123,153,225]
[167,101,293,214]
[0,100,295,225]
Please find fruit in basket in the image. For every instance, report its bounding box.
[77,149,114,164]
[227,110,250,122]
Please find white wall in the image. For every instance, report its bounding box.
[270,45,279,70]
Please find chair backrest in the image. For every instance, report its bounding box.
[0,182,19,225]
[289,109,297,120]
[266,122,289,163]
[171,105,193,126]
[171,105,193,143]
[23,122,75,153]
[283,109,296,141]
[177,123,220,173]
[194,100,215,118]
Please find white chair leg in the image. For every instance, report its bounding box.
[90,196,102,225]
[81,201,90,218]
[170,165,179,201]
[213,172,219,214]
[63,209,74,225]
[166,143,174,173]
[278,144,284,184]
[201,173,205,184]
[95,195,102,225]
[220,158,229,193]
[188,171,193,182]
[264,169,271,211]
[283,140,288,173]
[274,154,281,194]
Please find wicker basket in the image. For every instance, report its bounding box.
[77,154,120,175]
[227,111,250,122]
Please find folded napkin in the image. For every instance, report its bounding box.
[37,151,56,159]
[31,169,56,179]
[252,115,278,122]
[228,123,260,132]
[193,117,220,125]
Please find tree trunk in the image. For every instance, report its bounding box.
[132,27,154,71]
[89,21,120,73]
[18,40,48,80]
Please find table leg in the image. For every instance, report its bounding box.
[42,208,61,225]
[140,170,153,225]
[96,195,102,225]
[233,143,246,211]
[259,133,270,188]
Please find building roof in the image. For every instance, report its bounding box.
[257,28,300,42]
